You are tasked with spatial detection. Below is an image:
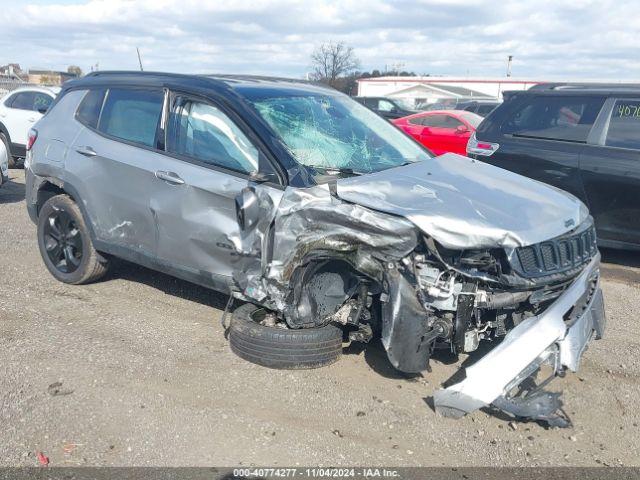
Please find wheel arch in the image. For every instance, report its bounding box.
[283,256,382,329]
[34,177,97,243]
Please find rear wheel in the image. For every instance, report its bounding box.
[37,194,109,284]
[229,303,343,369]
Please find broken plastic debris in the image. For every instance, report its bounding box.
[37,451,49,466]
[47,381,74,397]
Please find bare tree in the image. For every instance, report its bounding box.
[67,65,83,77]
[310,42,360,88]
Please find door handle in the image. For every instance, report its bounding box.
[155,170,185,185]
[75,146,97,157]
[28,117,36,122]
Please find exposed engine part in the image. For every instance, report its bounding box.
[415,262,457,299]
[419,315,454,346]
[494,313,507,336]
[453,283,477,353]
[463,329,480,353]
[477,290,532,309]
[349,323,373,343]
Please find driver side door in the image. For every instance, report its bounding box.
[149,93,284,291]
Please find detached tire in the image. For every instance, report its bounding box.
[229,303,343,369]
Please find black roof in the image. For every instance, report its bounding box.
[63,70,331,97]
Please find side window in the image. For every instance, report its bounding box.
[408,117,424,126]
[605,100,640,150]
[77,89,106,128]
[9,92,36,110]
[167,98,259,174]
[98,88,164,148]
[443,115,464,128]
[501,95,604,142]
[364,98,378,109]
[378,100,395,112]
[421,114,449,128]
[33,93,53,112]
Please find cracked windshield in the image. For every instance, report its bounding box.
[249,93,431,178]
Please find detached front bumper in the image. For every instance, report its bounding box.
[433,252,605,425]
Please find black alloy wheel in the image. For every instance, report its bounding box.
[42,208,83,273]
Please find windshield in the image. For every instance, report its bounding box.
[248,93,431,176]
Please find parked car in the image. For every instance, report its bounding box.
[26,72,604,426]
[0,86,59,168]
[468,83,640,250]
[0,137,8,186]
[422,98,500,117]
[392,110,482,155]
[354,96,415,119]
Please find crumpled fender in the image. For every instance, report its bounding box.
[381,266,432,373]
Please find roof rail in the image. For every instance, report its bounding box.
[85,70,193,79]
[199,73,312,84]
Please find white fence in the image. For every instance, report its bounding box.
[0,76,32,97]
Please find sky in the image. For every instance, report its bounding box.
[1,0,639,80]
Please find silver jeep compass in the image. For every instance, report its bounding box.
[25,71,605,426]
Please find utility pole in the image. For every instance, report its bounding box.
[136,47,144,71]
[506,55,513,77]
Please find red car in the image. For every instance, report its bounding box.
[392,110,483,156]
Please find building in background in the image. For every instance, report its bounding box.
[27,69,78,86]
[357,76,543,109]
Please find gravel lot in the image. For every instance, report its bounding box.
[1,168,639,467]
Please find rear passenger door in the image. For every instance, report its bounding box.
[149,93,283,288]
[580,98,640,246]
[68,87,166,257]
[481,95,605,202]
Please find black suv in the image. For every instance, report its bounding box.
[468,83,640,250]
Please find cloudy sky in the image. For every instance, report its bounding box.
[0,0,638,80]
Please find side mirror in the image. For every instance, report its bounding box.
[235,186,260,231]
[456,125,469,134]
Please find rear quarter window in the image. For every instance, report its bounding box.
[500,95,605,142]
[97,88,164,148]
[605,100,640,150]
[76,89,106,129]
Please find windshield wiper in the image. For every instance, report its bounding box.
[305,165,364,176]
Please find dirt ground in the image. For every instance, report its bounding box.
[1,168,639,467]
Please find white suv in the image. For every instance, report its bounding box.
[0,86,59,168]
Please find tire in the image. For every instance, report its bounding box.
[0,133,13,169]
[37,194,109,284]
[229,303,343,369]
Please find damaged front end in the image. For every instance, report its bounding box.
[230,156,605,426]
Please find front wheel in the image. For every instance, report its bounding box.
[37,194,109,284]
[229,303,343,369]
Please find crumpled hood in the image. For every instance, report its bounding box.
[336,153,589,250]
